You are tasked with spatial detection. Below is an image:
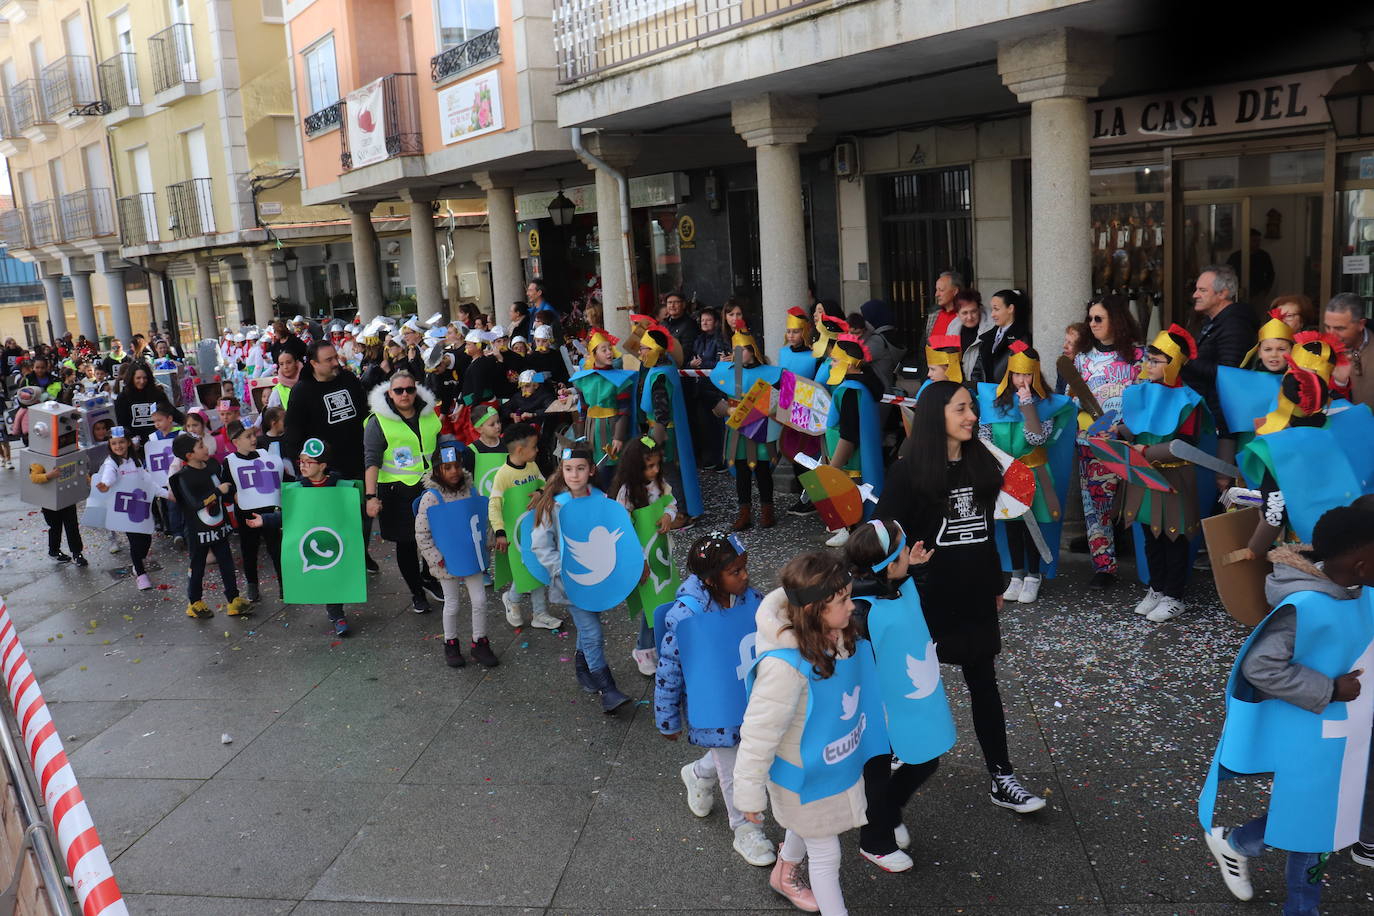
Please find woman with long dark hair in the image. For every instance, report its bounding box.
[971,289,1030,384]
[1071,293,1144,589]
[114,364,182,434]
[877,381,1046,815]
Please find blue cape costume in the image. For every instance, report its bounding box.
[640,365,702,517]
[865,578,957,764]
[778,346,820,380]
[825,379,884,499]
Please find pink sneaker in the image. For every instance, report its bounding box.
[768,857,818,912]
[136,574,152,590]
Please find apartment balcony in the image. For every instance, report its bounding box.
[40,56,105,127]
[26,200,61,247]
[59,188,117,246]
[166,178,215,240]
[303,100,341,138]
[553,0,823,82]
[149,22,200,105]
[0,102,26,157]
[0,209,27,250]
[11,79,57,143]
[430,26,501,85]
[117,193,160,247]
[338,73,422,172]
[0,2,38,24]
[98,53,144,126]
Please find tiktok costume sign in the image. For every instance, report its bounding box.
[106,468,158,535]
[675,590,762,731]
[750,642,889,803]
[556,492,641,613]
[425,494,489,577]
[144,436,177,488]
[626,493,678,622]
[866,578,957,765]
[281,483,366,604]
[226,452,284,511]
[1198,588,1374,853]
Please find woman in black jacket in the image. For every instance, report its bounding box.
[114,363,182,435]
[972,289,1030,385]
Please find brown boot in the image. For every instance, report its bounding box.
[759,504,776,528]
[731,506,753,531]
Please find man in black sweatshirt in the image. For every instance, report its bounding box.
[283,341,368,481]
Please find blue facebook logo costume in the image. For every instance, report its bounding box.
[748,643,889,803]
[556,491,642,612]
[1198,588,1374,853]
[421,493,489,577]
[865,577,957,766]
[673,590,762,731]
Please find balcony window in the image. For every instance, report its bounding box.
[10,79,49,130]
[117,192,159,246]
[167,178,214,239]
[98,52,141,110]
[338,73,421,170]
[430,27,499,84]
[438,0,497,48]
[303,36,338,115]
[149,22,196,94]
[59,189,115,240]
[41,56,101,115]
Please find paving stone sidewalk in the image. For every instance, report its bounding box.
[1,476,1371,915]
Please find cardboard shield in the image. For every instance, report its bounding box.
[799,464,863,531]
[106,469,157,535]
[676,598,759,731]
[516,507,551,587]
[557,493,641,613]
[426,494,489,577]
[227,452,284,511]
[470,447,506,498]
[626,493,679,623]
[282,483,367,604]
[144,436,177,487]
[497,479,544,593]
[776,370,833,435]
[1202,507,1271,627]
[81,477,111,529]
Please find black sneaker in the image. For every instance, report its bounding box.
[365,553,380,574]
[444,638,466,668]
[333,616,350,637]
[470,637,499,668]
[73,554,89,568]
[50,551,71,563]
[1088,571,1117,590]
[245,581,260,602]
[787,499,817,517]
[1068,535,1089,554]
[1353,842,1374,867]
[989,772,1046,813]
[411,596,432,614]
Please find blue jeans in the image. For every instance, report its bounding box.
[567,605,606,671]
[636,614,654,651]
[1229,816,1327,916]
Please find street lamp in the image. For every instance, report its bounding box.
[548,182,576,227]
[283,249,299,272]
[1326,35,1374,139]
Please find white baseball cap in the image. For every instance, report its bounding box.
[465,329,487,345]
[490,324,506,338]
[533,325,553,340]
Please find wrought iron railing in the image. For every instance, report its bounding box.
[303,100,341,136]
[430,27,501,83]
[27,200,60,246]
[0,209,27,249]
[98,53,142,110]
[10,79,50,130]
[59,188,116,241]
[167,178,214,239]
[338,73,422,171]
[117,193,159,246]
[149,22,197,94]
[0,101,21,139]
[552,0,826,82]
[40,55,104,116]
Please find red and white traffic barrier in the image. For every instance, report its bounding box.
[0,601,128,916]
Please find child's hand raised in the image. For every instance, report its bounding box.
[1334,669,1364,703]
[906,540,933,565]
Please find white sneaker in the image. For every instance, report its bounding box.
[1018,577,1041,603]
[1204,827,1253,901]
[893,822,910,850]
[680,762,715,817]
[825,528,850,547]
[632,647,657,677]
[1002,577,1023,602]
[732,822,776,867]
[1146,596,1185,622]
[1133,588,1162,616]
[861,847,914,872]
[530,610,563,630]
[502,590,523,627]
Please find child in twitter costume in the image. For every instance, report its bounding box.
[655,533,772,867]
[734,551,888,915]
[846,519,956,873]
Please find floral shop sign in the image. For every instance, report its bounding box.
[439,71,503,145]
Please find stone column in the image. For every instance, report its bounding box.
[474,173,523,324]
[402,191,445,322]
[104,268,134,346]
[581,135,641,340]
[732,94,817,359]
[148,269,171,337]
[70,271,98,342]
[41,274,67,339]
[192,256,217,342]
[247,249,275,327]
[999,28,1112,347]
[349,201,384,322]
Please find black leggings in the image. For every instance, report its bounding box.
[43,506,82,556]
[1143,529,1189,599]
[239,524,283,589]
[860,754,940,854]
[959,656,1012,774]
[733,462,774,506]
[1004,520,1040,575]
[395,537,426,600]
[188,533,238,603]
[127,532,152,576]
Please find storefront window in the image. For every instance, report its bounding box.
[1337,150,1374,182]
[1090,163,1167,197]
[1336,172,1374,309]
[1180,149,1323,191]
[1090,200,1166,330]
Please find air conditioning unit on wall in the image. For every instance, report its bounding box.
[834,140,858,177]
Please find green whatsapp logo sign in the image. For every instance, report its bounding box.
[299,526,345,573]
